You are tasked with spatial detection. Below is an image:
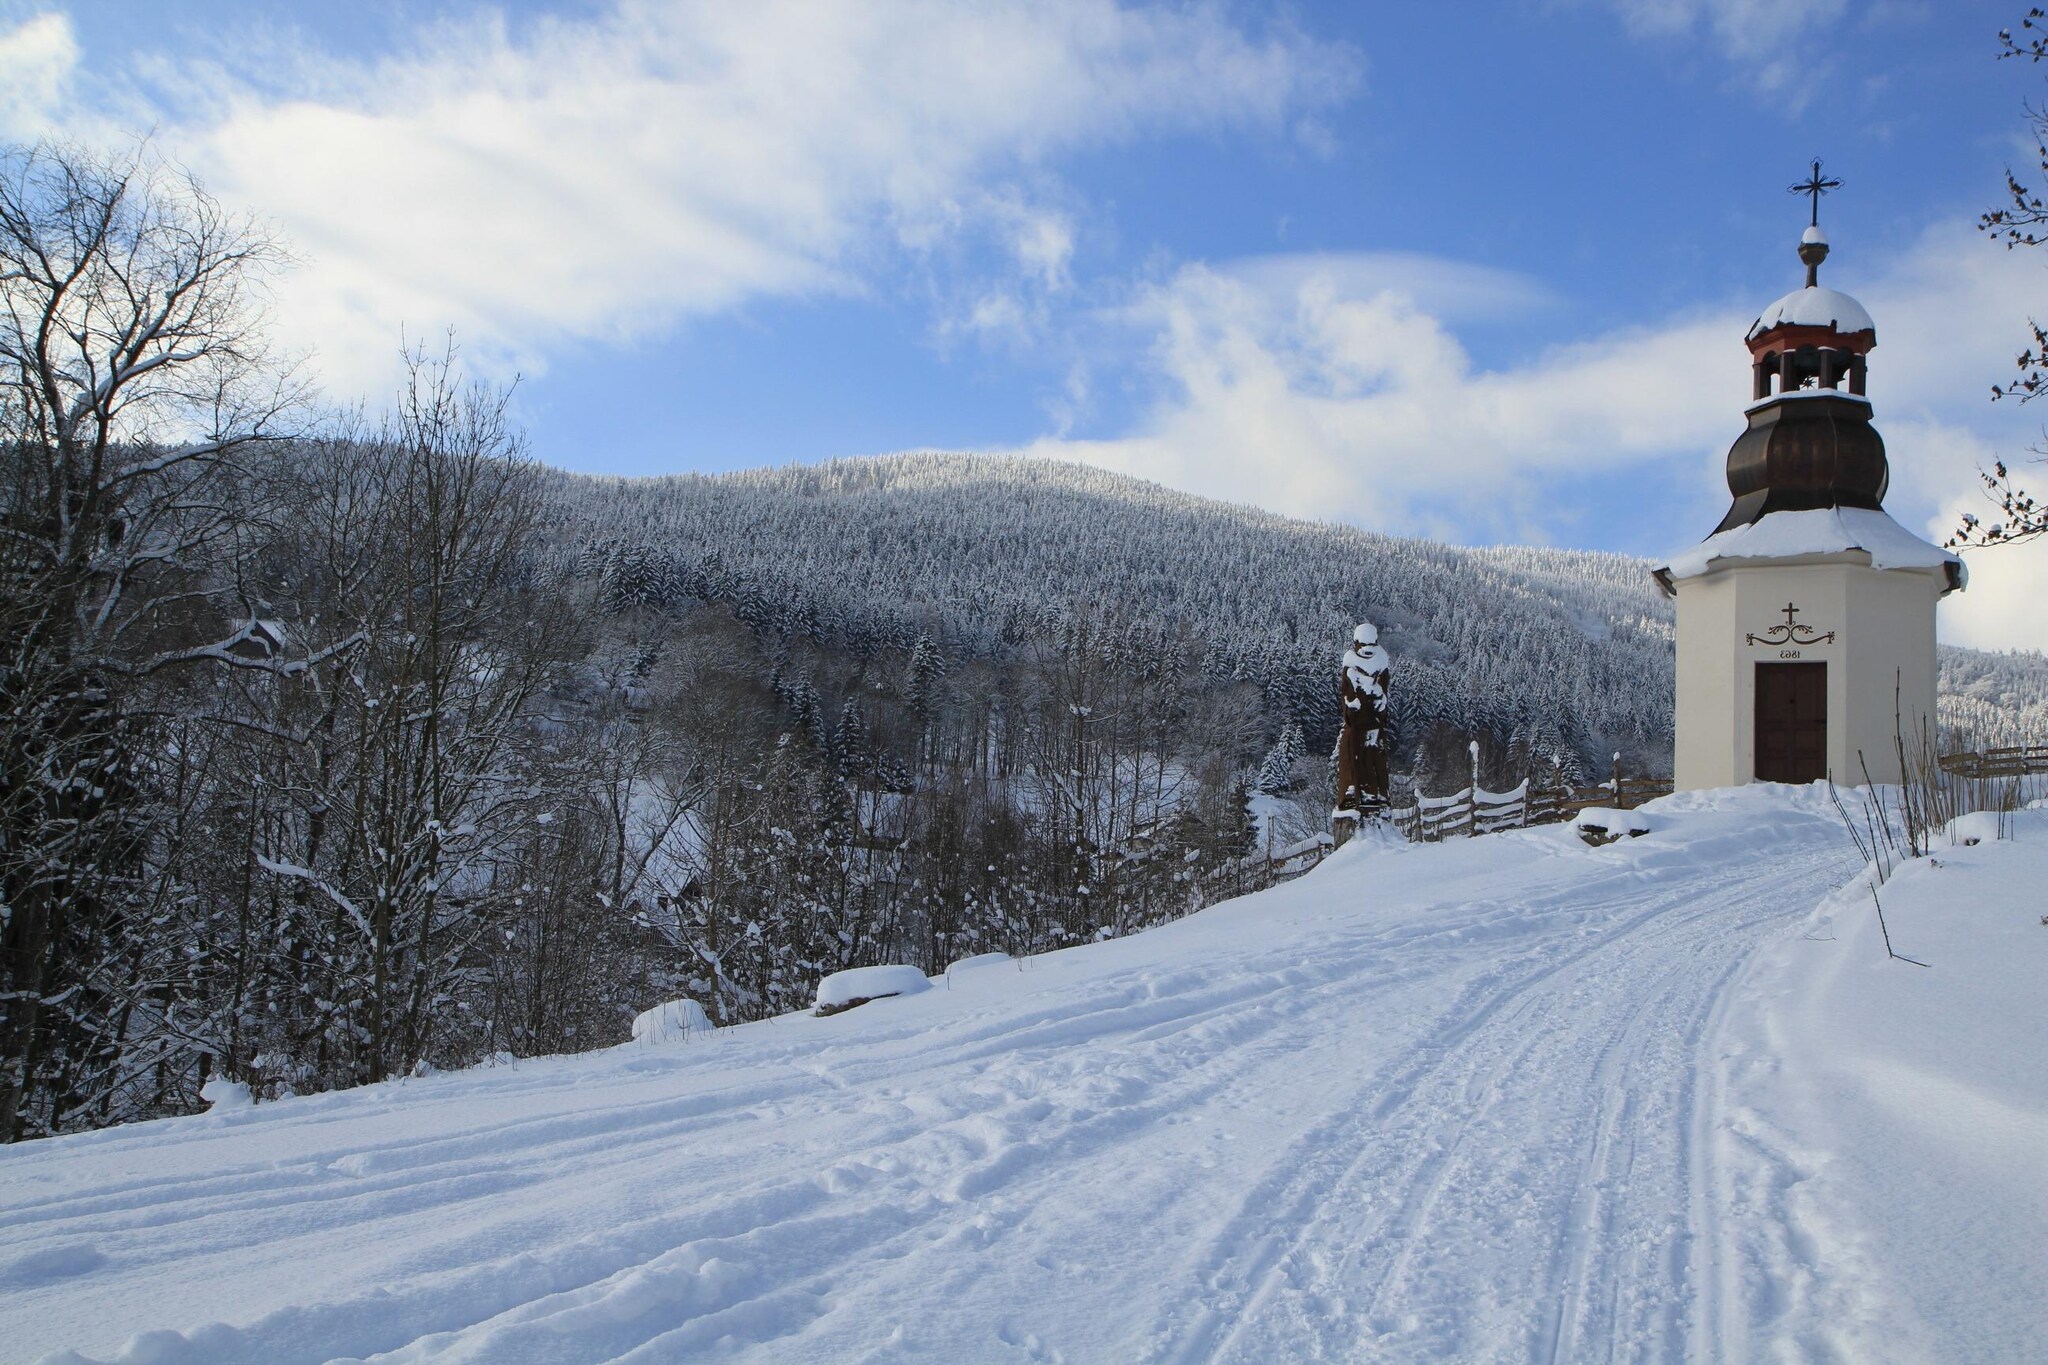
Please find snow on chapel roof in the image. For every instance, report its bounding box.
[1746,285,1874,341]
[1659,506,1963,585]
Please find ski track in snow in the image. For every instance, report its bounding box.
[1,790,1870,1363]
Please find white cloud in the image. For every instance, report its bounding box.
[1019,225,2048,651]
[1591,0,1850,94]
[1941,527,2048,653]
[1224,251,1560,324]
[1856,225,2048,651]
[1027,252,1742,543]
[0,12,77,139]
[997,201,1076,294]
[43,0,1353,395]
[1602,0,1847,55]
[1900,419,2048,651]
[931,192,1081,350]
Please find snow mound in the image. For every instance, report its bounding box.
[1575,807,1652,846]
[1724,806,2048,1360]
[198,1078,251,1112]
[631,998,714,1044]
[815,964,932,1016]
[1943,809,2011,847]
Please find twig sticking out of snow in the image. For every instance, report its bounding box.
[1828,777,1931,967]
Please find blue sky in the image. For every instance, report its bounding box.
[5,0,2047,647]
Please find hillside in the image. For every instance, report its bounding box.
[4,788,2041,1363]
[543,453,2048,768]
[545,454,1676,772]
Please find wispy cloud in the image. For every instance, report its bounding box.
[1588,0,1852,95]
[1027,249,1740,543]
[0,12,76,139]
[21,1,1357,393]
[1221,252,1560,325]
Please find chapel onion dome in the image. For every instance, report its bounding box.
[1714,223,1889,535]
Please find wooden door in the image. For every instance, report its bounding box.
[1754,661,1827,783]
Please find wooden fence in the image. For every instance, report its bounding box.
[1391,747,1672,843]
[1936,744,2048,780]
[1934,743,2048,812]
[1391,743,2048,846]
[1270,742,2041,873]
[1393,776,1671,842]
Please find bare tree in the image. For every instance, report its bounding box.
[0,141,294,1138]
[1955,10,2048,548]
[244,346,576,1087]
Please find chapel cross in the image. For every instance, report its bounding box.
[1744,601,1835,646]
[1789,159,1842,228]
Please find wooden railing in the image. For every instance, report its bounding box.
[1527,777,1672,822]
[1933,743,2048,813]
[1398,779,1526,841]
[1390,746,1674,844]
[1393,774,1672,843]
[1937,744,2048,780]
[1302,742,2045,860]
[1265,831,1334,879]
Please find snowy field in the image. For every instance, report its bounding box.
[2,786,2042,1364]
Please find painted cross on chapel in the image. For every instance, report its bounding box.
[1746,601,1836,647]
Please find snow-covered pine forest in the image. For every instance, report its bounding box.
[544,451,2048,764]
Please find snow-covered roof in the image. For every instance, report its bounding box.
[1744,388,1870,414]
[1747,285,1874,341]
[1659,506,1963,586]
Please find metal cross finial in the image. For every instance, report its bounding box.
[1789,159,1842,228]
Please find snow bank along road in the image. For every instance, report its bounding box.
[3,786,2042,1363]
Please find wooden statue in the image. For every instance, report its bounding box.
[1332,621,1391,844]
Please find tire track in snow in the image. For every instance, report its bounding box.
[362,921,1490,1362]
[7,912,1466,1362]
[459,892,1595,1362]
[1153,822,1852,1364]
[1323,884,1812,1361]
[1147,895,1665,1358]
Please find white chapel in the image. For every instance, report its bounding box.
[1655,174,1965,789]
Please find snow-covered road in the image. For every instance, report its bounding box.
[4,786,2042,1363]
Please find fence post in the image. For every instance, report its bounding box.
[1611,751,1623,808]
[1467,740,1481,837]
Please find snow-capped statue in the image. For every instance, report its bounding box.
[1332,621,1391,844]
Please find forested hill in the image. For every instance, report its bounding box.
[541,452,2048,772]
[544,453,1679,775]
